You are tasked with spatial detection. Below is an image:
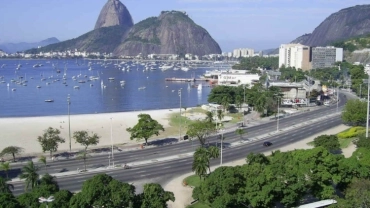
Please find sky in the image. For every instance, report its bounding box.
[0,0,370,52]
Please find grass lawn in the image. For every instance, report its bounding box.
[184,175,203,187]
[226,112,244,124]
[339,137,355,148]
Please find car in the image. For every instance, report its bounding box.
[263,142,272,147]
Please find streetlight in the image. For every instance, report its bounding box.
[110,118,114,168]
[178,89,182,140]
[39,196,54,208]
[219,129,225,166]
[67,94,71,152]
[360,83,363,99]
[366,74,370,138]
[275,96,281,132]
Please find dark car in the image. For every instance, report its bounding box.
[263,142,272,147]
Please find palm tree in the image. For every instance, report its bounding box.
[208,146,220,159]
[19,161,39,191]
[0,177,13,193]
[255,93,267,114]
[235,95,243,110]
[221,96,231,113]
[192,148,209,179]
[38,155,47,172]
[235,128,246,141]
[216,110,224,129]
[0,162,10,179]
[205,111,214,123]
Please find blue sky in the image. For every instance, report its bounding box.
[0,0,369,51]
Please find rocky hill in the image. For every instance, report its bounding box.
[94,0,133,30]
[29,2,220,56]
[1,37,59,53]
[293,5,370,46]
[114,11,221,56]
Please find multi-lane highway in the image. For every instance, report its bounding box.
[7,93,348,195]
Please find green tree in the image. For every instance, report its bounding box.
[69,174,135,207]
[353,135,370,148]
[192,147,209,179]
[126,114,165,146]
[49,190,73,208]
[0,193,22,208]
[337,178,370,207]
[186,120,216,146]
[138,183,175,208]
[19,161,39,191]
[73,130,100,152]
[221,96,232,112]
[245,152,269,165]
[313,134,340,152]
[0,146,24,162]
[235,95,243,110]
[208,146,220,160]
[0,177,13,194]
[205,111,214,123]
[0,162,10,179]
[37,127,65,158]
[235,128,246,141]
[39,155,47,172]
[341,99,367,126]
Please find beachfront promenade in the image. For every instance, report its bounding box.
[2,92,349,196]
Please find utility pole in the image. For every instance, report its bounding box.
[277,96,280,132]
[110,118,114,167]
[367,74,370,138]
[178,89,182,140]
[67,94,71,152]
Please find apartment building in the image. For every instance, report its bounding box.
[311,46,343,69]
[233,48,254,58]
[279,44,310,71]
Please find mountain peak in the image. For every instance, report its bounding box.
[94,0,134,30]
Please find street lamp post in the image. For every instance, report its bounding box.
[366,74,370,138]
[360,84,363,99]
[67,94,71,152]
[178,89,182,140]
[277,96,280,132]
[219,129,224,166]
[110,118,114,167]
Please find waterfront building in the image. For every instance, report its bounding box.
[279,44,310,71]
[311,46,343,69]
[269,82,307,105]
[218,72,260,86]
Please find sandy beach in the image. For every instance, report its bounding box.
[0,108,180,154]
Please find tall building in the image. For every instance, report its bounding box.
[311,46,343,69]
[233,48,254,58]
[279,44,310,70]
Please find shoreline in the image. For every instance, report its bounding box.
[0,108,182,155]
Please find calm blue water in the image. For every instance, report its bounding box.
[0,59,214,117]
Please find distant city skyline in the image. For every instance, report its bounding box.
[0,0,369,52]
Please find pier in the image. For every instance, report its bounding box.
[165,77,211,82]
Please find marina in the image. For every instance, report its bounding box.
[0,59,229,117]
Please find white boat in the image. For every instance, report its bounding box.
[74,86,80,89]
[11,88,16,91]
[197,83,202,91]
[181,67,189,72]
[36,86,41,88]
[108,77,115,81]
[120,81,125,84]
[138,86,146,90]
[88,67,92,71]
[45,99,54,102]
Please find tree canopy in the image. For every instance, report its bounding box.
[232,56,278,70]
[126,114,164,146]
[0,146,23,162]
[313,134,340,151]
[341,99,367,126]
[186,121,216,146]
[37,127,65,157]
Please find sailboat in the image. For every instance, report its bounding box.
[197,83,202,91]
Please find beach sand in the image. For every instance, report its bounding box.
[0,108,180,155]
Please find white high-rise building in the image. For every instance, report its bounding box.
[279,44,310,70]
[233,48,254,58]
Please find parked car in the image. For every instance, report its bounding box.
[263,141,272,147]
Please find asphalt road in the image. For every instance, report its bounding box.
[7,93,348,195]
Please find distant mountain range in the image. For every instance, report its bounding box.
[292,4,370,46]
[29,0,221,57]
[0,37,60,53]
